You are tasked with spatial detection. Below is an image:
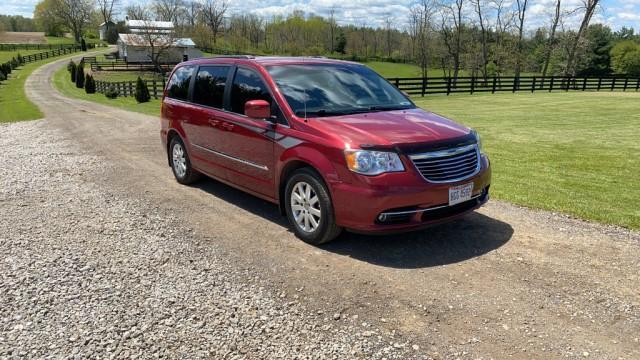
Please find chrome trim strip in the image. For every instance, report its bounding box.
[408,144,481,184]
[379,193,483,217]
[191,143,269,171]
[409,143,477,160]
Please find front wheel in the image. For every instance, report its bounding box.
[285,168,342,245]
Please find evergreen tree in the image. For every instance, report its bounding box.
[75,62,85,88]
[334,31,347,54]
[81,38,87,51]
[84,74,96,94]
[69,61,77,83]
[135,76,150,103]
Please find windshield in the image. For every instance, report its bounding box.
[266,63,415,117]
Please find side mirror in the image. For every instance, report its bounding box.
[245,100,271,119]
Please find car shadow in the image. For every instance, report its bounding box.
[192,178,513,269]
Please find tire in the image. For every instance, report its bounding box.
[169,137,200,185]
[284,168,342,245]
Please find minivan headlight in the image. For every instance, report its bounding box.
[471,129,484,153]
[344,150,405,175]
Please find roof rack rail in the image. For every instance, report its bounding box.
[309,56,327,59]
[214,55,255,59]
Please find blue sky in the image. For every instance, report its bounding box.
[3,0,639,32]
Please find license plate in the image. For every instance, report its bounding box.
[449,182,474,206]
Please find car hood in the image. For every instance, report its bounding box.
[307,108,470,148]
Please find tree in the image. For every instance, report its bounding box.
[51,0,94,43]
[153,0,184,23]
[514,0,528,77]
[85,74,96,93]
[564,0,600,76]
[75,61,84,88]
[575,24,613,76]
[439,0,465,80]
[68,60,76,82]
[201,0,228,45]
[610,40,640,76]
[409,0,437,78]
[34,0,64,37]
[125,4,148,20]
[472,0,489,80]
[334,31,347,54]
[135,77,151,103]
[97,0,119,40]
[541,0,562,77]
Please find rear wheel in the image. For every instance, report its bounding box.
[285,168,342,245]
[169,137,200,184]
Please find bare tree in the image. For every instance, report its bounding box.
[564,0,600,76]
[97,0,118,35]
[200,0,228,45]
[439,0,465,80]
[52,0,94,43]
[185,0,201,27]
[384,15,393,57]
[329,7,336,53]
[126,4,148,20]
[541,0,562,77]
[490,0,515,77]
[514,0,528,77]
[153,0,184,23]
[409,0,437,77]
[138,19,178,71]
[472,0,489,80]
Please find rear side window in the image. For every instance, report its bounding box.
[166,66,194,101]
[229,68,272,115]
[193,66,229,109]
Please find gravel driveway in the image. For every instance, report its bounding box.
[1,55,639,359]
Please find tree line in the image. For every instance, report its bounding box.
[3,0,640,77]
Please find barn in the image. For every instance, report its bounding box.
[117,34,202,63]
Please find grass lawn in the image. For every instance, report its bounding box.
[53,65,161,117]
[0,50,45,63]
[413,92,640,229]
[46,36,103,45]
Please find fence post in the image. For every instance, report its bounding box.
[446,77,451,96]
[470,76,475,94]
[565,77,570,92]
[549,77,554,92]
[492,76,496,94]
[531,77,536,93]
[611,78,615,91]
[597,77,602,91]
[582,77,587,91]
[422,77,427,96]
[512,77,517,93]
[623,77,628,92]
[395,78,399,88]
[153,79,157,99]
[636,78,640,92]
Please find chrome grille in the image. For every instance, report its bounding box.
[409,144,480,183]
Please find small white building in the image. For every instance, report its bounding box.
[98,20,116,41]
[117,34,202,63]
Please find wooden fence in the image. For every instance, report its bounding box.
[19,47,81,64]
[94,75,640,100]
[388,76,640,96]
[95,78,167,99]
[0,43,96,51]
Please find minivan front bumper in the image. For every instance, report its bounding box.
[330,154,491,234]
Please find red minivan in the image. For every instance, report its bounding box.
[161,56,491,244]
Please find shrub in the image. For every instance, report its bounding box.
[75,62,85,88]
[17,53,24,64]
[105,85,119,99]
[69,61,77,82]
[81,38,87,51]
[0,71,6,82]
[10,57,19,69]
[611,40,640,77]
[85,74,96,94]
[135,76,151,103]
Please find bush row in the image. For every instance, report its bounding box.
[0,54,25,82]
[66,59,151,103]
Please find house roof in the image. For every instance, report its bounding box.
[118,34,196,47]
[99,20,116,27]
[125,20,174,29]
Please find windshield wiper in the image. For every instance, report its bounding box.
[368,104,414,111]
[295,109,351,117]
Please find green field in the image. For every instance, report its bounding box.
[52,65,161,116]
[414,92,640,229]
[0,50,44,63]
[46,36,103,45]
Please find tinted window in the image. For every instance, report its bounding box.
[266,64,414,117]
[193,66,229,108]
[229,68,272,115]
[167,66,194,100]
